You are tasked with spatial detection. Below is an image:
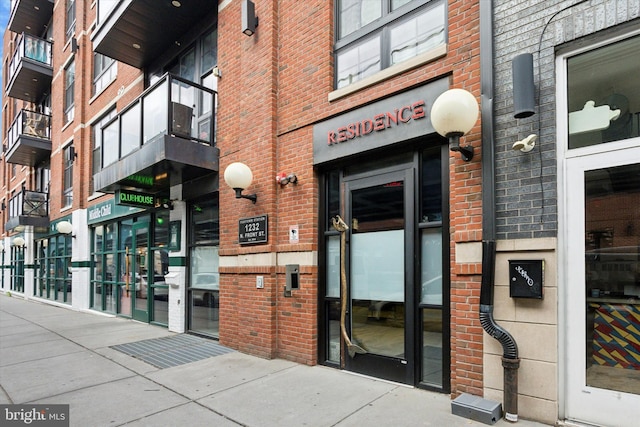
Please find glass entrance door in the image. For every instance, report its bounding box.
[130,222,150,322]
[344,169,415,383]
[565,148,640,426]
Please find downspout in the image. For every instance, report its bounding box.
[479,0,520,422]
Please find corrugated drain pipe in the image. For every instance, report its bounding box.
[479,0,520,422]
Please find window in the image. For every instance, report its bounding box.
[567,34,640,149]
[35,164,50,194]
[93,53,116,96]
[63,145,74,207]
[188,197,220,337]
[64,60,75,123]
[65,0,76,41]
[47,235,73,304]
[92,110,116,191]
[9,191,22,219]
[335,0,445,89]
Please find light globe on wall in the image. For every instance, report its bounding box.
[431,88,479,161]
[12,237,25,248]
[56,220,74,235]
[224,162,257,203]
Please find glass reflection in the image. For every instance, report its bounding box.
[585,164,640,394]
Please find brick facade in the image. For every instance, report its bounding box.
[3,0,484,407]
[215,0,485,395]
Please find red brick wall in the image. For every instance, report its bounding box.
[217,0,485,394]
[1,0,484,394]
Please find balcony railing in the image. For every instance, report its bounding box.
[101,73,216,168]
[96,0,118,27]
[8,33,52,78]
[6,33,53,102]
[5,187,49,233]
[7,109,51,151]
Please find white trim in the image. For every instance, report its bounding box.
[328,44,447,102]
[219,251,318,268]
[557,30,640,426]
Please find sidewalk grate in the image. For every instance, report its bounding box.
[111,334,234,369]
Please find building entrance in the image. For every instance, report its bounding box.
[343,168,415,383]
[321,148,448,389]
[564,148,640,426]
[130,222,150,322]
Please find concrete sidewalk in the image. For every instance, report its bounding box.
[0,294,550,427]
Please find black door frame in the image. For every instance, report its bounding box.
[343,167,416,384]
[318,145,450,391]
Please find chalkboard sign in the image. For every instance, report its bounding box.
[239,215,268,245]
[509,259,544,299]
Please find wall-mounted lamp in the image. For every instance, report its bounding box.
[431,88,479,162]
[276,172,297,186]
[241,0,258,36]
[56,220,75,237]
[224,162,257,203]
[12,237,26,248]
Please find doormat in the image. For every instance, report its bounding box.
[111,334,234,369]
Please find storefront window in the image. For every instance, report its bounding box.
[35,241,46,296]
[91,224,117,312]
[188,197,220,337]
[567,35,640,149]
[152,211,170,326]
[40,234,72,304]
[419,147,445,388]
[585,163,640,394]
[10,245,25,293]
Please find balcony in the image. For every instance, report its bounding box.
[7,0,54,36]
[6,109,52,166]
[5,188,49,233]
[93,73,219,194]
[6,33,52,103]
[92,0,216,69]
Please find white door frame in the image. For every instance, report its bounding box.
[557,31,640,426]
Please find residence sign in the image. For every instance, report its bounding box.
[313,77,448,165]
[326,100,426,145]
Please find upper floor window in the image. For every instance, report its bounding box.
[63,145,74,208]
[567,34,640,149]
[36,164,50,194]
[9,191,22,219]
[91,109,116,192]
[93,53,117,96]
[335,0,445,89]
[64,60,75,123]
[66,0,76,41]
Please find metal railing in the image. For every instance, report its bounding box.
[7,109,52,152]
[96,0,119,28]
[8,187,48,219]
[7,33,53,82]
[101,73,216,168]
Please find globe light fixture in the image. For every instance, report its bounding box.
[56,220,74,236]
[431,88,479,161]
[224,162,257,203]
[12,237,26,248]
